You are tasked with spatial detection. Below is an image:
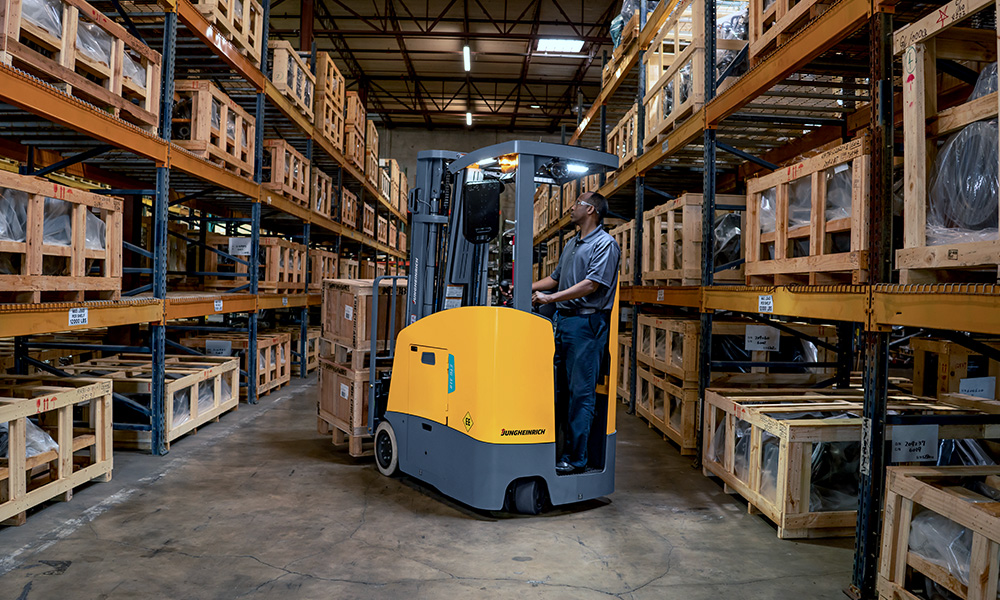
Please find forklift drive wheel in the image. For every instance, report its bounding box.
[513,479,544,515]
[375,421,399,476]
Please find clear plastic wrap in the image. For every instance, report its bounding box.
[43,198,105,250]
[759,187,777,233]
[733,418,751,481]
[197,381,215,412]
[671,334,682,366]
[655,328,666,361]
[716,7,749,80]
[0,187,28,242]
[122,51,146,89]
[936,439,995,467]
[76,20,113,68]
[825,163,853,221]
[0,418,59,458]
[212,100,221,131]
[227,111,237,141]
[760,430,780,502]
[669,395,682,430]
[714,212,741,268]
[710,414,726,463]
[304,81,313,109]
[21,0,63,39]
[788,176,812,228]
[927,62,1000,245]
[234,0,244,20]
[173,388,190,426]
[909,510,975,588]
[287,60,296,93]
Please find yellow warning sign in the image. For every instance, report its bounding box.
[463,411,474,432]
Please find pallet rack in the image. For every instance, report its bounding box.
[532,0,1000,596]
[0,0,407,459]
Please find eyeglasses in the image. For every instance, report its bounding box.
[575,199,593,209]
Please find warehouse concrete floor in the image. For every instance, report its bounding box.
[0,374,854,599]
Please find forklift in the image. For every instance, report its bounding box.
[366,141,620,514]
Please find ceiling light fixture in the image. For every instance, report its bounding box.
[567,163,589,174]
[530,104,541,109]
[463,45,471,71]
[536,38,585,53]
[466,112,472,126]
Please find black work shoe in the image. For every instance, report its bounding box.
[555,461,574,474]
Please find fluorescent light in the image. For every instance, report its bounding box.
[463,45,471,71]
[567,163,588,174]
[466,112,472,126]
[530,104,541,109]
[478,157,497,166]
[536,38,584,53]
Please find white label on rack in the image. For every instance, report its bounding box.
[859,417,871,476]
[228,238,252,256]
[656,289,664,302]
[661,139,669,153]
[960,376,996,400]
[744,325,780,352]
[891,424,939,463]
[345,305,354,321]
[214,299,223,312]
[205,340,232,356]
[68,307,88,326]
[758,295,773,313]
[340,383,349,399]
[282,297,288,306]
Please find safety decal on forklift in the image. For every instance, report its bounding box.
[463,412,473,432]
[448,354,456,393]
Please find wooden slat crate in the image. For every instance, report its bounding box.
[399,171,408,210]
[262,139,310,207]
[366,151,379,187]
[913,338,1000,402]
[561,180,577,214]
[274,326,321,375]
[580,173,602,195]
[895,6,1000,284]
[338,258,359,279]
[318,356,388,457]
[617,334,632,401]
[192,0,263,65]
[0,0,162,129]
[533,193,548,238]
[746,136,870,285]
[641,192,746,286]
[269,40,314,123]
[362,202,375,237]
[181,333,290,398]
[0,342,96,373]
[0,376,112,525]
[61,354,238,450]
[344,129,365,170]
[313,52,345,152]
[309,248,338,291]
[703,388,1000,539]
[542,236,560,276]
[379,167,391,202]
[749,0,825,64]
[312,167,333,218]
[398,231,407,253]
[321,278,407,352]
[644,0,748,148]
[608,104,638,165]
[345,91,365,135]
[340,188,358,229]
[879,466,1000,600]
[376,215,388,245]
[315,51,345,111]
[359,259,375,279]
[366,119,379,156]
[610,219,635,283]
[202,234,306,292]
[0,171,121,303]
[173,80,255,178]
[602,10,640,88]
[636,363,700,454]
[388,220,397,249]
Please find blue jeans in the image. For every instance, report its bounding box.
[554,312,610,469]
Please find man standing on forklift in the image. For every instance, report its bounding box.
[531,191,621,474]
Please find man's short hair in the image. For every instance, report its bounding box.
[583,192,609,222]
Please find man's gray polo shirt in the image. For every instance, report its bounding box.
[550,225,621,311]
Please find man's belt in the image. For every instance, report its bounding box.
[557,307,609,317]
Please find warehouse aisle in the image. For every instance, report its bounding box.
[0,376,853,599]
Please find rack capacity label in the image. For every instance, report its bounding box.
[214,300,223,312]
[228,238,252,256]
[744,325,780,352]
[68,307,88,326]
[891,424,939,463]
[758,295,773,313]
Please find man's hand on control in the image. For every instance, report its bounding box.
[532,291,555,305]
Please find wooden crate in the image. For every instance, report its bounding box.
[608,104,638,165]
[345,91,366,135]
[749,0,825,64]
[746,136,870,285]
[320,278,407,352]
[913,338,1000,402]
[399,172,408,210]
[379,167,391,202]
[561,180,578,213]
[0,0,162,129]
[398,231,407,253]
[602,10,640,87]
[62,354,238,450]
[581,173,602,195]
[192,0,263,65]
[533,193,549,238]
[610,219,636,283]
[173,80,255,178]
[313,63,345,153]
[269,40,314,123]
[0,170,121,303]
[376,215,388,245]
[338,258,359,279]
[641,193,746,286]
[340,187,358,229]
[895,6,1000,284]
[315,51,345,111]
[636,363,700,454]
[309,248,338,291]
[312,168,333,218]
[388,221,397,249]
[359,259,375,279]
[366,151,379,187]
[366,119,379,156]
[203,234,305,292]
[542,236,560,276]
[181,333,290,398]
[644,0,748,148]
[878,466,1000,600]
[0,376,112,525]
[617,334,632,401]
[274,326,321,374]
[262,139,310,207]
[345,129,365,170]
[318,356,385,457]
[362,202,375,237]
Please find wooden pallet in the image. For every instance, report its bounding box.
[608,104,638,165]
[749,0,827,64]
[61,354,238,451]
[311,167,333,218]
[644,0,747,148]
[173,80,255,178]
[879,466,1000,600]
[345,90,365,135]
[340,187,358,229]
[180,333,290,398]
[895,4,1000,284]
[0,0,162,129]
[0,376,112,525]
[376,215,388,245]
[309,248,337,291]
[262,139,310,207]
[320,278,407,352]
[269,40,314,123]
[642,193,747,286]
[274,326,321,374]
[192,0,263,65]
[610,220,636,283]
[0,170,121,303]
[318,356,387,457]
[344,129,365,170]
[913,337,1000,402]
[362,202,375,237]
[746,136,870,285]
[203,234,306,292]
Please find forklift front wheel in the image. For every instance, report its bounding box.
[375,421,399,476]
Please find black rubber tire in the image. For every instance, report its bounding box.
[513,480,544,515]
[374,421,399,476]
